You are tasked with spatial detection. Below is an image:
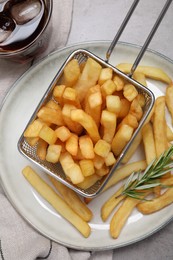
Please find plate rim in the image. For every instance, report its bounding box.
[1,41,173,251]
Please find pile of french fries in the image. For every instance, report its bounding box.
[22,57,173,239]
[24,57,146,187]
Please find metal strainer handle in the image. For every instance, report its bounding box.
[106,0,172,77]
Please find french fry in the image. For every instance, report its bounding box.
[53,85,66,105]
[133,72,147,87]
[134,94,146,108]
[49,176,93,222]
[106,95,122,115]
[103,160,147,191]
[113,75,124,91]
[61,104,83,135]
[105,152,116,166]
[55,126,71,142]
[70,109,100,143]
[36,139,48,160]
[166,84,173,124]
[121,130,142,164]
[96,165,109,177]
[94,139,111,158]
[76,174,102,189]
[59,152,84,184]
[65,133,78,156]
[118,98,131,118]
[63,59,80,87]
[123,84,138,102]
[142,122,156,165]
[46,144,62,163]
[22,166,91,238]
[129,99,143,121]
[137,177,173,214]
[116,63,172,84]
[62,87,81,108]
[117,113,138,129]
[110,194,149,239]
[101,79,117,97]
[84,85,102,127]
[79,159,95,177]
[74,57,102,102]
[79,135,95,159]
[166,124,173,141]
[25,137,39,147]
[37,106,64,126]
[153,96,168,157]
[45,100,61,111]
[100,110,117,143]
[98,67,113,85]
[101,186,125,221]
[38,125,57,145]
[111,124,134,156]
[24,119,45,138]
[93,154,105,170]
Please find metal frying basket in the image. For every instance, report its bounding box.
[18,0,172,197]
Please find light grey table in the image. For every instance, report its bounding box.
[67,0,173,259]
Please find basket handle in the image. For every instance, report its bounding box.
[106,0,172,77]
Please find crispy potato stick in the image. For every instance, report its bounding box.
[101,186,125,221]
[55,126,71,142]
[121,130,142,164]
[113,75,124,91]
[133,72,147,87]
[24,119,45,138]
[62,104,83,135]
[71,109,100,143]
[111,124,134,156]
[63,59,81,87]
[79,159,95,177]
[142,122,156,165]
[110,194,150,239]
[101,110,117,143]
[37,106,64,126]
[98,67,113,85]
[123,84,138,102]
[76,174,102,189]
[166,124,173,141]
[53,85,66,105]
[22,166,91,238]
[166,84,173,124]
[153,96,168,157]
[65,133,78,156]
[74,57,102,102]
[137,176,173,214]
[103,160,147,191]
[46,144,62,163]
[62,87,81,108]
[25,137,39,147]
[116,63,172,84]
[49,176,93,222]
[36,139,48,160]
[79,135,95,159]
[39,125,57,145]
[46,100,61,111]
[60,152,84,184]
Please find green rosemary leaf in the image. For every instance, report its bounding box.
[119,145,173,200]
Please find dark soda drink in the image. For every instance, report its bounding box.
[0,0,52,62]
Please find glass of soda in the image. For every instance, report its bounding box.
[0,0,52,62]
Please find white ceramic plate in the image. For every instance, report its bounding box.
[0,41,173,251]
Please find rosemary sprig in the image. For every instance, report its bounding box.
[121,145,173,200]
